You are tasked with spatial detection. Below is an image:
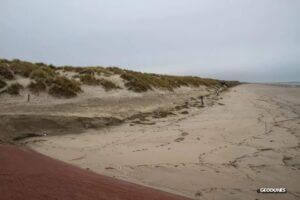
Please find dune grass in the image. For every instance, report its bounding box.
[28,80,47,94]
[98,78,121,91]
[120,71,222,92]
[0,79,6,89]
[6,83,23,95]
[0,58,239,97]
[30,67,56,81]
[79,74,120,91]
[48,76,82,98]
[0,63,14,80]
[79,74,100,85]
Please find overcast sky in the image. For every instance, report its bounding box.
[1,0,299,82]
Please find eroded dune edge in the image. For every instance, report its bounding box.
[0,58,237,144]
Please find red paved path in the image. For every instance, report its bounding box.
[0,145,191,200]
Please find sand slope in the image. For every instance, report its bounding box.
[25,84,300,199]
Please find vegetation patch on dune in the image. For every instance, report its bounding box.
[98,78,121,91]
[119,70,223,92]
[28,80,47,94]
[0,63,15,80]
[0,79,7,89]
[6,83,24,95]
[9,59,39,77]
[30,67,56,81]
[0,58,240,98]
[79,74,120,91]
[79,74,101,85]
[49,76,82,98]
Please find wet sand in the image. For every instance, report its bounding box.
[26,84,300,199]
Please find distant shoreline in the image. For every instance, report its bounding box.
[265,82,300,88]
[249,82,300,88]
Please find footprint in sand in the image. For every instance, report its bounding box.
[174,137,185,142]
[105,167,115,170]
[195,191,202,197]
[181,111,189,115]
[181,132,189,136]
[133,148,148,152]
[174,131,190,142]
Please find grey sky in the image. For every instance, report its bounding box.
[1,0,299,82]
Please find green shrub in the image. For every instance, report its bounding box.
[0,64,14,80]
[0,79,7,89]
[28,80,46,94]
[49,76,81,98]
[6,83,23,95]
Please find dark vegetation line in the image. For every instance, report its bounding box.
[0,58,240,97]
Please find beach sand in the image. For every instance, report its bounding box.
[25,84,300,199]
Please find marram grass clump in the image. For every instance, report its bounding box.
[0,79,7,89]
[28,80,47,94]
[98,78,121,91]
[79,74,120,91]
[79,74,100,85]
[0,63,14,80]
[48,76,82,98]
[119,70,223,92]
[6,83,24,95]
[30,67,56,81]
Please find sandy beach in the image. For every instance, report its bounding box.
[24,84,300,200]
[2,2,299,199]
